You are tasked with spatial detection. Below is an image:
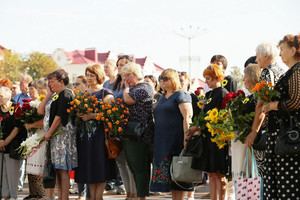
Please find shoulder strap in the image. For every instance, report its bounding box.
[267,67,275,85]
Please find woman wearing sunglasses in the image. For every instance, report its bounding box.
[150,69,193,200]
[188,64,229,200]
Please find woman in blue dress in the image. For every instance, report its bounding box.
[151,69,193,200]
[75,64,114,200]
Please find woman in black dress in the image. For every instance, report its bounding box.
[262,34,300,199]
[188,64,228,200]
[75,64,114,200]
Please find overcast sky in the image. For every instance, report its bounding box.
[1,0,299,78]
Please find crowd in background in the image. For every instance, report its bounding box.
[0,33,299,200]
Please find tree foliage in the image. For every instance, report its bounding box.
[0,50,24,82]
[24,52,59,80]
[229,66,244,90]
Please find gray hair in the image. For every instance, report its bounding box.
[121,62,144,80]
[255,42,279,60]
[21,75,33,83]
[244,64,261,85]
[0,86,12,99]
[105,58,116,66]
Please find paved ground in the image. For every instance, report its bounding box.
[17,182,210,200]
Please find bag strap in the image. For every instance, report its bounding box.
[241,148,249,179]
[250,147,259,178]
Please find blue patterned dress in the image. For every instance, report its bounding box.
[150,90,192,192]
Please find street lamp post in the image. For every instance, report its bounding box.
[175,26,206,77]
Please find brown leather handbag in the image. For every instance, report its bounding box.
[105,131,123,159]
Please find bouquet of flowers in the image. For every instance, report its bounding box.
[17,129,62,159]
[67,89,99,133]
[96,98,129,135]
[205,108,235,149]
[67,89,99,115]
[14,98,44,133]
[251,80,280,103]
[222,90,255,143]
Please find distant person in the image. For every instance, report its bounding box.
[211,55,238,93]
[14,75,33,192]
[11,81,20,99]
[103,59,117,91]
[244,56,257,68]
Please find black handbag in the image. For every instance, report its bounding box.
[122,120,145,140]
[43,141,56,187]
[8,140,22,160]
[186,134,206,158]
[253,129,267,151]
[275,109,300,156]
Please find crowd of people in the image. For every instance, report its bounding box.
[0,33,299,200]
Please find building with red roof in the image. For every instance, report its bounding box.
[52,48,164,83]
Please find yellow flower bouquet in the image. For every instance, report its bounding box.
[205,108,235,149]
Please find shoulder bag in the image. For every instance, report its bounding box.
[275,105,300,155]
[122,120,145,140]
[186,134,206,158]
[170,150,203,189]
[105,131,123,159]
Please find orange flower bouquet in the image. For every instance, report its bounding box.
[67,89,99,134]
[251,81,280,103]
[96,98,129,136]
[67,89,99,115]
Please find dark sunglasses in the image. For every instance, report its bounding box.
[178,71,187,76]
[73,83,80,86]
[158,76,170,82]
[207,65,214,70]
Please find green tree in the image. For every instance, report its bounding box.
[24,52,59,80]
[229,66,244,90]
[0,50,24,82]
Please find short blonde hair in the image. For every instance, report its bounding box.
[121,62,144,80]
[160,69,181,94]
[244,64,261,85]
[0,87,12,99]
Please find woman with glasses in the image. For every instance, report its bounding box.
[188,64,229,200]
[150,69,193,200]
[75,64,114,200]
[73,75,88,92]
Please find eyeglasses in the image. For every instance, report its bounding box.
[158,76,170,82]
[73,83,80,86]
[178,71,187,76]
[144,75,154,79]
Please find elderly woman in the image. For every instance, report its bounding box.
[0,87,26,200]
[150,69,193,200]
[112,56,137,200]
[121,63,154,200]
[245,42,286,178]
[23,80,47,200]
[261,34,300,199]
[42,69,78,200]
[230,64,261,183]
[75,64,114,200]
[188,64,228,200]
